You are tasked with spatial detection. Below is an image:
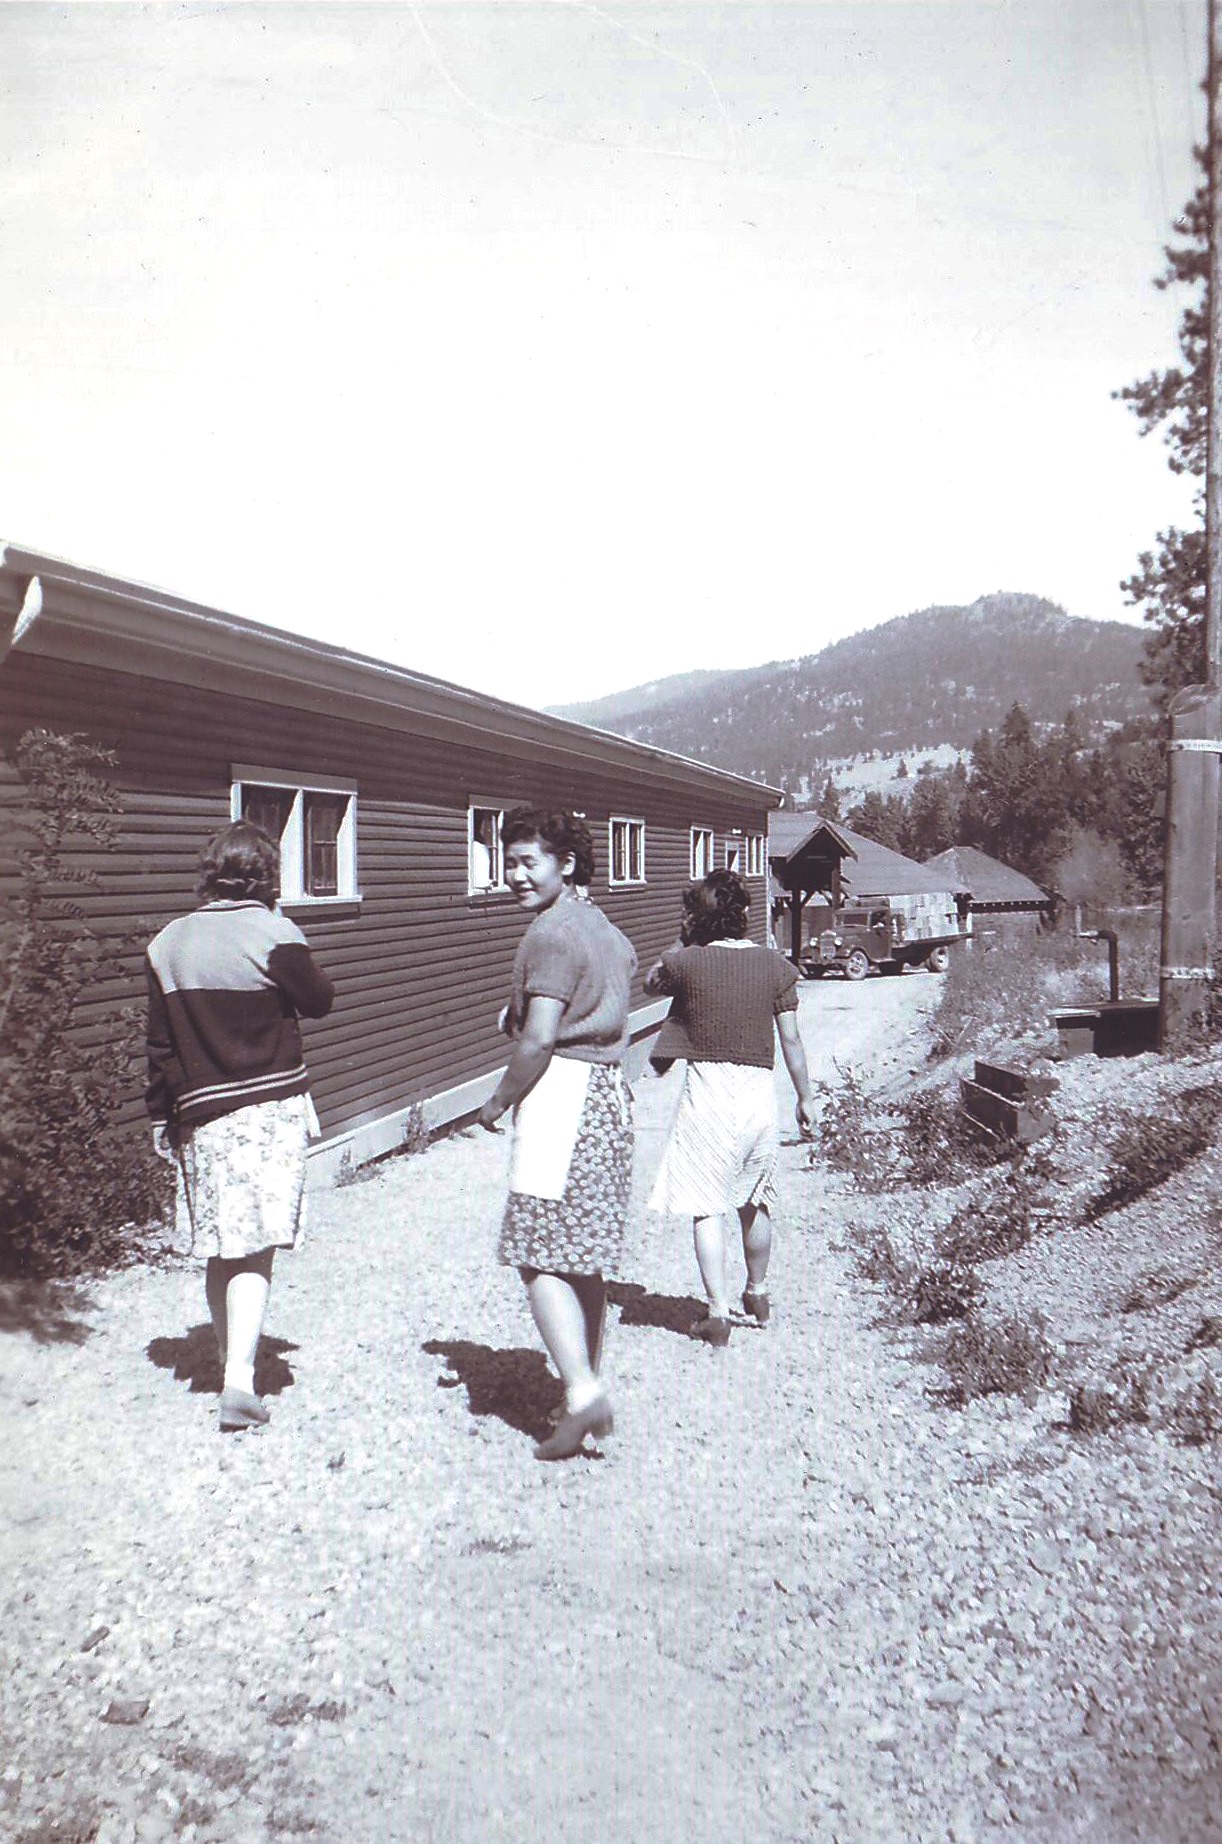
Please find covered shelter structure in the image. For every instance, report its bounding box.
[923,845,1051,937]
[768,811,959,963]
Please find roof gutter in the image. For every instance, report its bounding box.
[0,542,783,808]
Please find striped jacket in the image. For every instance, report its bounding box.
[145,900,335,1129]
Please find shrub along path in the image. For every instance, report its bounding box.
[1,976,1219,1844]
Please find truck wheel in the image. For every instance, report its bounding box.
[843,949,870,982]
[926,945,950,974]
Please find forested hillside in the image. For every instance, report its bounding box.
[551,594,1148,793]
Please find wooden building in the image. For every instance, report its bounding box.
[767,810,961,962]
[923,845,1050,940]
[0,545,779,1178]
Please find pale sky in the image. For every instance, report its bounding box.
[0,1,1207,708]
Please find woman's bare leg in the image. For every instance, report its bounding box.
[526,1271,600,1407]
[739,1203,772,1290]
[692,1214,730,1317]
[207,1249,276,1395]
[571,1272,608,1379]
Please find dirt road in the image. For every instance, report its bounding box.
[3,973,1218,1844]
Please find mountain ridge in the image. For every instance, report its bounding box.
[548,593,1150,793]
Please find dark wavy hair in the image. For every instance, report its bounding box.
[680,868,750,944]
[198,820,279,905]
[501,806,595,886]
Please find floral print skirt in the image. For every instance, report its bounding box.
[498,1063,634,1277]
[174,1093,316,1261]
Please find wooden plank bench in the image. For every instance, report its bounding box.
[959,1060,1057,1144]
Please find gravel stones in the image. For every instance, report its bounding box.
[3,980,1221,1843]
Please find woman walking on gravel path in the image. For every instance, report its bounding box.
[478,807,636,1461]
[145,820,334,1432]
[646,869,815,1346]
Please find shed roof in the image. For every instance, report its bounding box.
[924,845,1048,904]
[0,543,780,807]
[769,810,959,897]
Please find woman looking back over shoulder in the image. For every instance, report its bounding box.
[646,868,814,1346]
[478,807,636,1461]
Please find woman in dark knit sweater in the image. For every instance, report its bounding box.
[146,821,334,1431]
[646,869,814,1345]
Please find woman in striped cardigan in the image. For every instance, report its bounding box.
[145,821,334,1431]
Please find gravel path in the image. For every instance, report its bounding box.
[1,978,1219,1844]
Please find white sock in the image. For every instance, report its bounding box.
[224,1361,256,1395]
[566,1376,602,1415]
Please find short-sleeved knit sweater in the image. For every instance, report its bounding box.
[509,895,637,1063]
[652,941,798,1069]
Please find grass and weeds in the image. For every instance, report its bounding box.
[938,1310,1052,1405]
[929,911,1160,1061]
[1084,1085,1222,1222]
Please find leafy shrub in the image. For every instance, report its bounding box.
[1160,1369,1222,1445]
[0,731,172,1275]
[939,1310,1052,1403]
[893,1086,1011,1185]
[906,1260,985,1324]
[934,1149,1058,1265]
[400,1101,431,1156]
[1085,1085,1222,1222]
[1068,1363,1152,1433]
[811,1064,897,1192]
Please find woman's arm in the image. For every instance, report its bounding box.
[776,1011,816,1136]
[267,942,336,1019]
[478,994,565,1131]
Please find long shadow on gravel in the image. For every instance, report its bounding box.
[608,1280,705,1336]
[423,1339,561,1440]
[0,1279,96,1345]
[146,1323,299,1397]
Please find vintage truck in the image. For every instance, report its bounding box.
[799,891,964,980]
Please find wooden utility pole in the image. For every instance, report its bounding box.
[1159,0,1222,1050]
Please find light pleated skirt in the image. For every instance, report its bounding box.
[648,1062,779,1218]
[174,1092,318,1260]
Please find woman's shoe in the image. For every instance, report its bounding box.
[689,1313,732,1347]
[219,1387,270,1432]
[533,1394,614,1461]
[741,1287,771,1325]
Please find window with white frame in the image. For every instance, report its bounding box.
[724,837,743,875]
[232,767,358,903]
[468,803,506,893]
[746,834,765,877]
[609,816,645,886]
[690,826,714,880]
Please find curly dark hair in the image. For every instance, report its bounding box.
[501,806,595,886]
[680,868,750,944]
[198,820,279,906]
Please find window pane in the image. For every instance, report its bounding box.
[242,785,293,843]
[304,793,343,897]
[629,823,642,881]
[471,808,502,888]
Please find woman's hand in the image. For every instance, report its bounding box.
[479,1095,509,1133]
[795,1095,817,1139]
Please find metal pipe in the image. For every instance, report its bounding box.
[1074,907,1121,1003]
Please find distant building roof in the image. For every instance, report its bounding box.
[924,845,1048,906]
[768,811,958,897]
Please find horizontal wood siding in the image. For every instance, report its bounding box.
[1,652,775,1143]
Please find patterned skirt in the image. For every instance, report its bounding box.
[648,1062,779,1218]
[498,1061,634,1277]
[174,1092,317,1261]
